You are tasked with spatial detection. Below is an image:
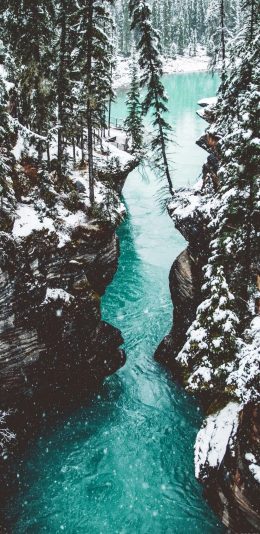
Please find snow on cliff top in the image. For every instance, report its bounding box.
[168,185,220,224]
[12,203,88,248]
[195,402,241,480]
[11,121,132,244]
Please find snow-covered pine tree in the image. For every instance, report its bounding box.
[0,71,16,229]
[124,53,143,152]
[115,0,132,56]
[76,0,115,204]
[1,0,55,160]
[242,0,259,42]
[205,0,227,83]
[129,0,174,197]
[176,13,260,406]
[162,0,174,57]
[175,15,186,56]
[91,4,115,140]
[177,262,239,395]
[56,0,77,173]
[115,0,244,59]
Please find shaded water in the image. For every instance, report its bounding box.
[9,72,223,533]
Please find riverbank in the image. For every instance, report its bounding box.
[114,50,210,89]
[155,92,260,531]
[0,114,140,517]
[3,72,223,534]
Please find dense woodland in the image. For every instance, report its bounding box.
[0,0,259,516]
[116,0,243,57]
[0,0,256,205]
[177,21,260,405]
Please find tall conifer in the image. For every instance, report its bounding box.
[129,0,174,196]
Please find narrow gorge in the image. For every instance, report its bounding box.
[1,0,259,531]
[2,73,232,533]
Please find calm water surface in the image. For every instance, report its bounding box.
[10,72,223,533]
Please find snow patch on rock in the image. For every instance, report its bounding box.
[198,97,218,108]
[12,204,55,238]
[12,203,88,248]
[245,453,260,484]
[43,288,74,304]
[194,402,241,480]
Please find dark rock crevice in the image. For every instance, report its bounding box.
[0,137,139,515]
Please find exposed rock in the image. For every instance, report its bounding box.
[155,97,260,532]
[205,403,260,533]
[155,188,212,368]
[155,248,201,369]
[0,134,138,488]
[0,222,125,420]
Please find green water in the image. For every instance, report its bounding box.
[9,73,223,533]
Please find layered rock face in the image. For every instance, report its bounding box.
[0,133,138,453]
[155,99,260,532]
[206,403,260,533]
[0,222,124,419]
[155,187,210,372]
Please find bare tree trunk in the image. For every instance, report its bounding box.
[108,96,112,136]
[72,137,76,165]
[47,141,50,171]
[250,0,255,41]
[220,0,226,87]
[157,109,174,197]
[86,0,95,205]
[57,9,67,174]
[81,122,85,163]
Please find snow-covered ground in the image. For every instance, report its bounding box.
[12,201,90,248]
[113,49,210,89]
[11,123,134,246]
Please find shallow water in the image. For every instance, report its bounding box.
[9,72,223,533]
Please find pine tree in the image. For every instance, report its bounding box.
[75,0,115,205]
[1,0,55,152]
[124,54,143,152]
[85,0,95,204]
[177,24,260,403]
[0,72,16,229]
[214,28,260,304]
[57,1,70,172]
[129,0,174,196]
[242,0,259,41]
[177,263,239,394]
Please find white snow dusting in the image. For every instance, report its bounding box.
[194,402,241,479]
[43,288,74,304]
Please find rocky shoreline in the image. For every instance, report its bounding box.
[155,98,260,532]
[0,120,139,528]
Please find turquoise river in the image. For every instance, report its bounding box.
[9,72,224,533]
